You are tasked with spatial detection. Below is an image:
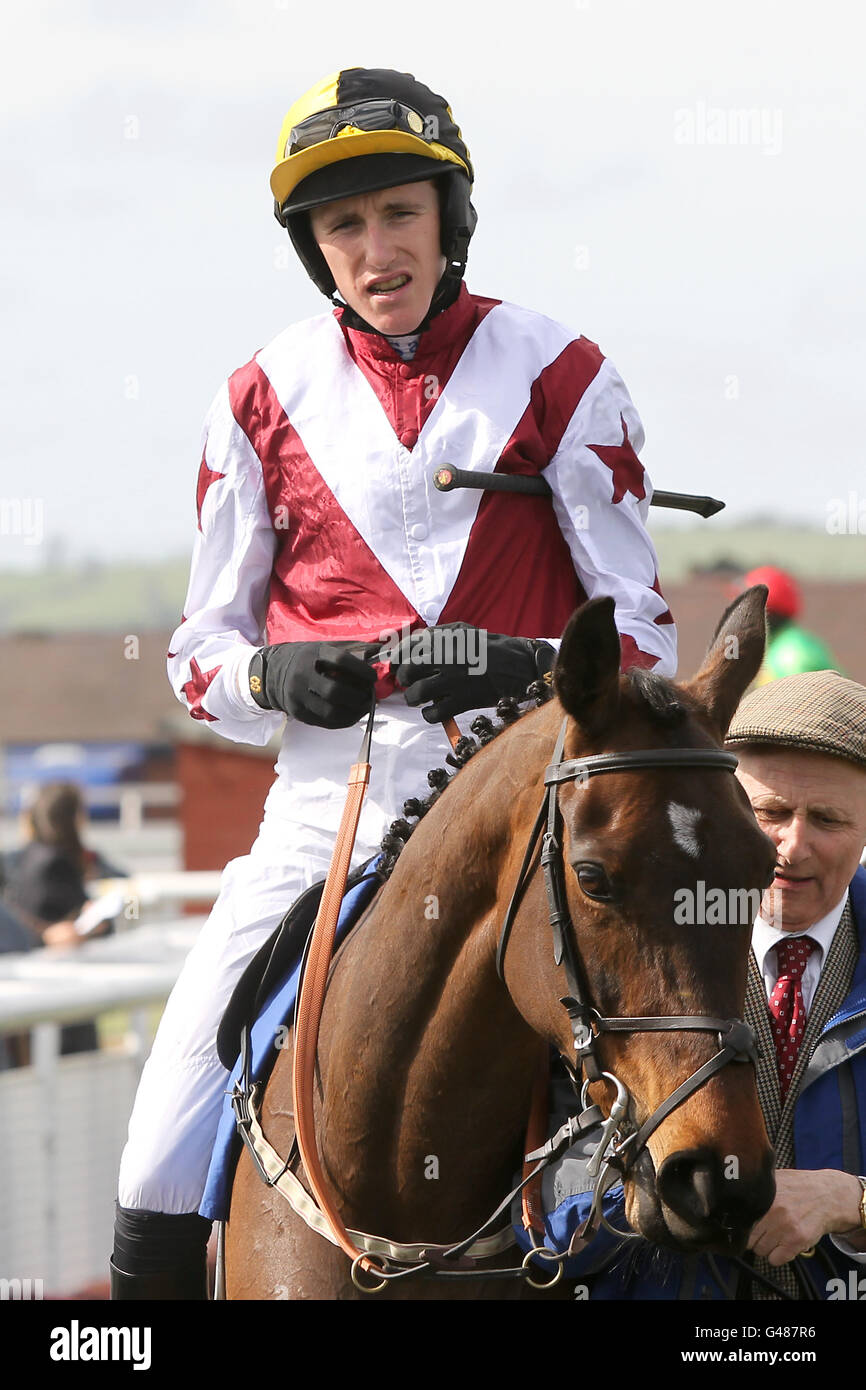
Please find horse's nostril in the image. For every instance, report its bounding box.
[657,1153,719,1222]
[656,1149,773,1236]
[687,1162,715,1221]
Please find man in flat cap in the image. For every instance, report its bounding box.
[724,669,866,1298]
[519,668,866,1300]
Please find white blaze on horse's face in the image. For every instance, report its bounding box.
[667,801,703,859]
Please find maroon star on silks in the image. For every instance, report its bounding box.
[587,414,646,504]
[182,657,221,722]
[196,455,225,530]
[650,572,674,626]
[620,633,659,671]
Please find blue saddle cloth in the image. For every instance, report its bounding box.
[199,869,381,1221]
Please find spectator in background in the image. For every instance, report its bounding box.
[743,565,838,684]
[0,897,34,954]
[0,899,35,1069]
[3,783,126,921]
[2,783,126,1053]
[4,783,89,941]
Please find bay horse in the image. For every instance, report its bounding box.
[224,588,778,1299]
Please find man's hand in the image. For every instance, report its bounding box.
[747,1169,866,1264]
[42,921,83,948]
[389,623,554,723]
[249,641,376,729]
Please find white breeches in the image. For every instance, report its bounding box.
[116,703,469,1213]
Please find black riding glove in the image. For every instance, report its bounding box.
[248,641,377,730]
[390,623,555,723]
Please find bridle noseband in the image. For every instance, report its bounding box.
[497,718,759,1242]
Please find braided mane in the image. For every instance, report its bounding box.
[374,665,687,881]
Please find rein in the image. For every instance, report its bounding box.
[288,704,379,1279]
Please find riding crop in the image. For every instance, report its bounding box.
[432,465,725,518]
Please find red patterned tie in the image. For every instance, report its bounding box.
[768,936,817,1101]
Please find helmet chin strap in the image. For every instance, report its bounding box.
[330,246,466,337]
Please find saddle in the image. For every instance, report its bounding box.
[202,858,383,1221]
[216,858,382,1071]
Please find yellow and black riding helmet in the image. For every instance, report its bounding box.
[271,67,477,331]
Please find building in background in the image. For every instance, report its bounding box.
[0,632,280,879]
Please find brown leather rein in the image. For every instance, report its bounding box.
[290,706,378,1280]
[232,708,761,1293]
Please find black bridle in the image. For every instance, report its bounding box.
[497,717,760,1246]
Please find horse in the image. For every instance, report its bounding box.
[223,587,779,1299]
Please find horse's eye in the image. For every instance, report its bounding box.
[575,862,614,901]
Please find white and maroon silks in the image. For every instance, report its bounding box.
[119,283,676,1215]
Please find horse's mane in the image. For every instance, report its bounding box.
[626,668,688,726]
[375,666,688,881]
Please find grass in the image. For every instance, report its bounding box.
[0,560,189,634]
[649,522,866,584]
[1,526,862,635]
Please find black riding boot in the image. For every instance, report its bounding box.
[111,1204,212,1300]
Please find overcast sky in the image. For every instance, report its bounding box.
[1,0,864,571]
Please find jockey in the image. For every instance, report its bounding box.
[743,565,837,684]
[110,65,677,1299]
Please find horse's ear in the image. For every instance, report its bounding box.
[682,584,768,738]
[554,597,621,736]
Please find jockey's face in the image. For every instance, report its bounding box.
[736,748,866,931]
[310,179,446,335]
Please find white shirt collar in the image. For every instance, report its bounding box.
[751,891,848,978]
[383,332,420,362]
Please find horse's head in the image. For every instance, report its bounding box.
[502,587,778,1254]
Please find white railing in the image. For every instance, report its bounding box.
[0,897,211,1297]
[86,871,224,925]
[10,782,180,833]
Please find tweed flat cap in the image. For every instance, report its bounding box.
[726,670,866,770]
